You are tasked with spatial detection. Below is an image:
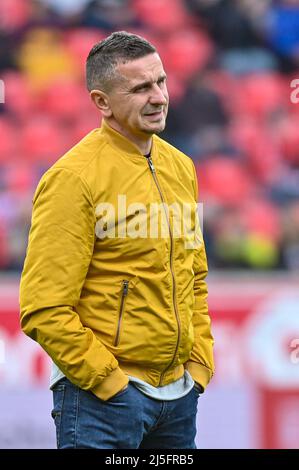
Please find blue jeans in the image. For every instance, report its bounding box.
[51,377,200,449]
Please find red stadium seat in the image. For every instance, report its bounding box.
[163,30,214,80]
[70,112,102,143]
[0,221,9,268]
[230,73,287,119]
[5,164,34,195]
[195,157,255,206]
[277,117,299,166]
[0,0,31,32]
[229,119,281,182]
[2,71,33,118]
[0,117,17,162]
[241,199,281,243]
[38,79,90,121]
[21,117,69,164]
[132,0,190,32]
[63,28,106,73]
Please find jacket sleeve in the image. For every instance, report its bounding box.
[184,162,215,391]
[19,168,128,400]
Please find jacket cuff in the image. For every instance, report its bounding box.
[184,361,213,392]
[91,367,129,401]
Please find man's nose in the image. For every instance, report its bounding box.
[149,84,168,105]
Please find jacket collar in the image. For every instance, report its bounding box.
[99,120,154,158]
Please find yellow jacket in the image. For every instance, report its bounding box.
[20,121,214,400]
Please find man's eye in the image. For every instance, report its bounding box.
[158,79,166,87]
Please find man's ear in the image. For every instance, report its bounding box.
[90,90,112,118]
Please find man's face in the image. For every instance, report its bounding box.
[107,53,169,140]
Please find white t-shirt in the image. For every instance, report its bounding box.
[50,362,194,401]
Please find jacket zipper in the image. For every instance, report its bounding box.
[114,280,129,347]
[147,156,181,386]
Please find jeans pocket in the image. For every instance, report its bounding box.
[51,384,66,448]
[192,384,202,398]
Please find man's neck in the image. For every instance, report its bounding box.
[105,120,152,155]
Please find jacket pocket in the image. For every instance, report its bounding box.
[113,280,129,346]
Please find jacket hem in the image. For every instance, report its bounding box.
[91,367,129,401]
[184,360,213,391]
[118,362,185,387]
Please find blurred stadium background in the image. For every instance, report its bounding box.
[0,0,299,449]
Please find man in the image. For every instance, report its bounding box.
[20,31,214,449]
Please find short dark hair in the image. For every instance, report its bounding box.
[86,31,156,93]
